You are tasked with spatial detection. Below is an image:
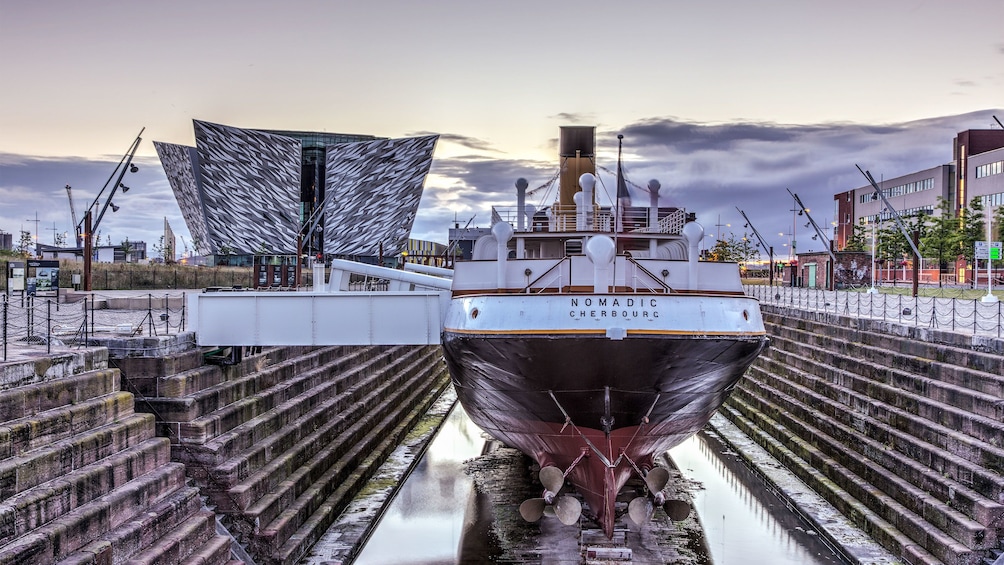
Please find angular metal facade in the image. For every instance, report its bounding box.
[323,135,438,256]
[194,120,301,254]
[154,121,437,257]
[153,141,213,253]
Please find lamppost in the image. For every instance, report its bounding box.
[868,218,879,294]
[79,128,144,291]
[736,207,775,286]
[789,193,799,262]
[788,189,836,290]
[857,165,922,297]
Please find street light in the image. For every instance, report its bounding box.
[736,207,775,286]
[80,128,144,291]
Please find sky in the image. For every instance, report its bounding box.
[1,0,1002,260]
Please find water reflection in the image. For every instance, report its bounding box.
[354,404,487,565]
[670,432,847,565]
[357,406,848,564]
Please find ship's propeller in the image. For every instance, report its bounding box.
[628,496,655,524]
[553,495,582,525]
[518,495,582,525]
[627,467,691,525]
[627,497,693,524]
[644,467,670,493]
[664,499,692,521]
[538,465,565,493]
[519,466,580,525]
[519,498,547,522]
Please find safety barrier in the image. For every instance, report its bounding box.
[745,285,1004,338]
[1,292,188,361]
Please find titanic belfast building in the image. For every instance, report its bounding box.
[154,120,437,263]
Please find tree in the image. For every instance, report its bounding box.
[843,224,868,252]
[16,230,34,257]
[996,206,1004,243]
[54,232,67,247]
[153,236,176,263]
[707,232,759,264]
[878,214,925,263]
[921,197,959,287]
[119,238,134,263]
[218,243,235,265]
[958,197,985,265]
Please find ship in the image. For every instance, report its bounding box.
[441,126,769,537]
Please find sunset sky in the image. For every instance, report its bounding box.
[1,0,1002,257]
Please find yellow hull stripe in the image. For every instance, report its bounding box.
[443,327,767,337]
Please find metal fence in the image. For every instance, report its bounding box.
[0,260,259,292]
[1,292,188,361]
[745,285,1004,338]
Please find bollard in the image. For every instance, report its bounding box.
[28,295,34,341]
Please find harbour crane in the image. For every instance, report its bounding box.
[66,184,81,247]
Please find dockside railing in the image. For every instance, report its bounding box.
[745,285,1004,338]
[1,292,188,361]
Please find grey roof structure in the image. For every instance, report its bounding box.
[154,120,437,256]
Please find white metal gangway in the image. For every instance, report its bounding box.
[188,259,452,347]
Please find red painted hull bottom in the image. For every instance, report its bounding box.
[505,416,708,537]
[443,332,769,537]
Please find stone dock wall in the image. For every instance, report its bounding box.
[726,305,1004,565]
[0,336,449,565]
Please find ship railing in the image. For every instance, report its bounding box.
[630,209,686,234]
[346,275,389,291]
[625,256,674,294]
[493,205,683,235]
[521,257,569,294]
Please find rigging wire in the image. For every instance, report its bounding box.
[596,163,648,194]
[527,167,561,209]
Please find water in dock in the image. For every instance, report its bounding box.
[353,404,848,564]
[672,431,845,565]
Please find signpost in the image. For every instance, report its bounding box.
[975,240,1001,303]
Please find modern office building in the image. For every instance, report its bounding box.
[954,129,1004,215]
[404,238,449,267]
[833,127,1004,250]
[154,120,437,265]
[968,145,1004,212]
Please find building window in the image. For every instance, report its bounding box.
[976,160,1004,178]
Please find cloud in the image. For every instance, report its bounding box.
[412,109,1003,254]
[0,153,186,253]
[3,109,1002,259]
[409,131,499,153]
